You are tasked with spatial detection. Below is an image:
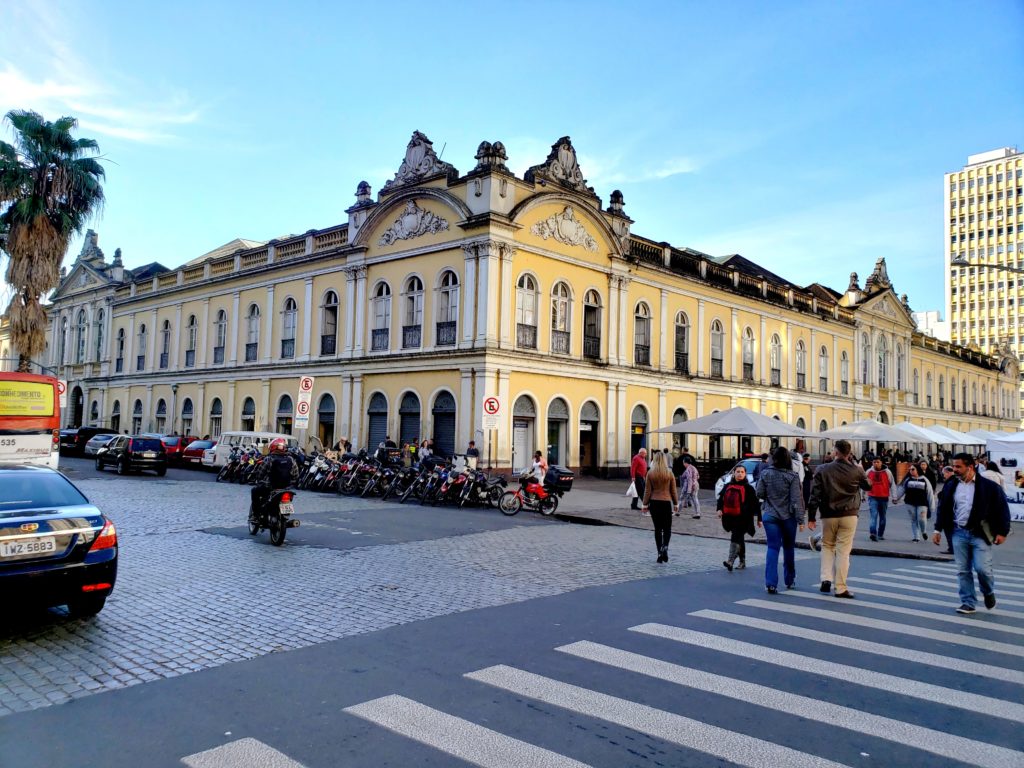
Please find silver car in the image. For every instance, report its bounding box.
[84,433,118,456]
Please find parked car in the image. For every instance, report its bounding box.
[201,446,218,469]
[140,433,193,464]
[95,435,168,476]
[83,433,118,456]
[0,465,117,617]
[60,426,119,456]
[714,458,763,499]
[182,439,215,467]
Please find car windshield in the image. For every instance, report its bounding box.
[188,441,213,450]
[163,437,180,447]
[0,472,89,511]
[130,438,164,451]
[90,435,115,443]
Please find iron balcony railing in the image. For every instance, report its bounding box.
[583,334,601,359]
[185,349,195,368]
[711,358,723,378]
[245,343,258,362]
[675,352,690,375]
[770,369,781,386]
[213,346,225,364]
[517,323,537,349]
[281,339,295,359]
[320,335,336,355]
[635,344,651,366]
[551,330,570,355]
[403,325,422,349]
[436,321,457,346]
[371,328,389,351]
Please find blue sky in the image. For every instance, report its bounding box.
[2,0,1022,314]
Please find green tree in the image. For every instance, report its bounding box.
[0,110,105,372]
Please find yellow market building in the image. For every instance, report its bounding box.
[14,132,1019,474]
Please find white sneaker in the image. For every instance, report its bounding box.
[808,533,820,552]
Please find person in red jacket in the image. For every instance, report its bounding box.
[866,457,895,541]
[630,448,648,510]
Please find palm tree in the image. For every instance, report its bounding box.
[0,110,105,372]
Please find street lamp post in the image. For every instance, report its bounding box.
[950,256,1024,275]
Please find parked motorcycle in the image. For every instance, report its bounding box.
[499,466,574,516]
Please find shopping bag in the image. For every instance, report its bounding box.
[626,481,638,498]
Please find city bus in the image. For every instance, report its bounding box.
[0,373,61,469]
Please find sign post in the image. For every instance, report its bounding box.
[482,396,501,470]
[295,376,314,444]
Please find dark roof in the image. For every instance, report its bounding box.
[129,262,169,281]
[714,254,797,289]
[805,283,842,302]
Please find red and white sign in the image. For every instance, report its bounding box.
[295,376,315,429]
[299,376,315,393]
[57,379,67,409]
[296,400,310,416]
[482,396,501,430]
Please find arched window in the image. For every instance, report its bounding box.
[962,381,968,413]
[115,328,125,372]
[110,399,121,433]
[399,392,421,447]
[912,368,920,405]
[861,333,871,385]
[436,272,458,347]
[280,297,297,358]
[431,391,457,459]
[209,397,223,438]
[132,398,143,434]
[840,351,849,394]
[818,419,829,459]
[710,319,724,378]
[321,290,338,356]
[75,310,87,363]
[245,305,260,361]
[818,345,829,392]
[372,282,391,350]
[583,289,602,360]
[742,327,755,381]
[276,394,293,435]
[137,323,147,371]
[926,372,933,408]
[89,400,99,425]
[675,312,690,374]
[402,276,424,349]
[240,396,256,431]
[214,309,227,364]
[770,334,782,386]
[515,274,538,349]
[631,404,649,454]
[181,398,194,436]
[877,335,888,388]
[160,319,171,369]
[550,282,571,354]
[185,314,197,367]
[155,398,167,432]
[950,377,957,410]
[938,375,945,409]
[982,385,988,415]
[634,303,651,366]
[94,309,104,361]
[318,394,336,449]
[671,407,688,451]
[57,316,68,365]
[795,340,807,389]
[796,417,806,430]
[896,343,905,390]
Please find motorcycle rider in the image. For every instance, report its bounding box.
[250,437,299,522]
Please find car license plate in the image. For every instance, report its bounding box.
[144,452,157,458]
[279,503,294,515]
[1,536,57,558]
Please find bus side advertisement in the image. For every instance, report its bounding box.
[0,374,60,469]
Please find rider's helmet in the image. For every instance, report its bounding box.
[269,437,289,454]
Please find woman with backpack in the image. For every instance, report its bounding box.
[756,446,806,594]
[718,464,761,571]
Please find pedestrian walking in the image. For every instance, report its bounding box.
[936,465,956,553]
[641,450,679,563]
[807,439,870,598]
[718,464,761,571]
[893,463,936,542]
[932,453,1011,614]
[756,446,805,594]
[681,456,701,518]
[866,457,896,541]
[800,453,821,551]
[630,447,648,511]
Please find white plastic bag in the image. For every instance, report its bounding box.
[626,480,638,498]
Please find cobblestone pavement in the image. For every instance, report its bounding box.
[1,476,798,716]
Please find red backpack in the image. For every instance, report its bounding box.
[722,484,745,516]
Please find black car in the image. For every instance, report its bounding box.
[0,466,117,617]
[95,435,168,476]
[59,426,119,456]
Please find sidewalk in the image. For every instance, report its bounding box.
[556,476,1024,569]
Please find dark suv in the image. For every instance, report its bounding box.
[95,436,168,476]
[61,426,119,456]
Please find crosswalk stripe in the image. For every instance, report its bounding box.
[914,564,1024,580]
[911,565,1024,583]
[181,738,306,768]
[843,585,1024,617]
[875,572,1024,596]
[736,599,1024,657]
[689,609,1024,685]
[558,639,1024,768]
[344,695,589,768]
[783,590,1024,637]
[848,577,1024,607]
[890,568,1024,595]
[466,665,853,768]
[626,624,1022,721]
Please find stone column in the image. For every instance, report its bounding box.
[497,370,511,468]
[696,300,706,377]
[760,317,767,384]
[606,275,620,365]
[616,383,628,469]
[731,308,740,380]
[350,375,364,449]
[657,388,668,452]
[144,384,153,432]
[262,285,275,364]
[659,289,669,370]
[459,368,474,450]
[125,315,135,371]
[462,244,477,347]
[260,380,271,431]
[340,375,353,441]
[301,277,313,361]
[199,299,210,367]
[173,305,182,370]
[194,384,205,439]
[498,246,513,349]
[229,292,240,365]
[809,330,817,393]
[343,268,356,358]
[149,309,158,371]
[226,381,236,432]
[785,321,793,388]
[617,278,630,368]
[353,267,367,356]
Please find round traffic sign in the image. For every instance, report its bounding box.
[483,396,500,415]
[56,380,67,395]
[296,400,310,416]
[299,376,314,392]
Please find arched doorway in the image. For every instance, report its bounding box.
[89,400,99,427]
[579,401,600,475]
[671,408,689,453]
[155,399,167,433]
[71,386,84,427]
[794,417,806,454]
[630,405,648,456]
[240,397,256,432]
[818,419,829,460]
[209,398,223,438]
[318,394,336,449]
[110,400,121,433]
[132,399,143,434]
[432,391,456,458]
[366,393,387,451]
[547,397,569,466]
[276,395,293,435]
[512,395,536,472]
[181,398,194,437]
[399,392,421,448]
[878,411,888,424]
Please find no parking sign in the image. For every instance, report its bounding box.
[295,376,314,429]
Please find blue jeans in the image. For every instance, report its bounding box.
[952,527,995,609]
[908,505,928,540]
[868,497,888,538]
[763,515,797,589]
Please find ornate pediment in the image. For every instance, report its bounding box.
[382,131,458,191]
[524,136,594,195]
[530,206,598,252]
[378,201,449,246]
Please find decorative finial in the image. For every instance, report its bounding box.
[355,181,372,204]
[113,247,123,266]
[473,140,509,172]
[848,272,859,291]
[608,190,625,214]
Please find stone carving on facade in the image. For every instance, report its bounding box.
[382,131,457,191]
[354,181,373,206]
[378,200,449,246]
[864,257,892,293]
[524,136,594,194]
[473,141,509,173]
[530,206,598,252]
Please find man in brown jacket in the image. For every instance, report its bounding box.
[806,439,870,598]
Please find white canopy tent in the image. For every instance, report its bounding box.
[892,421,951,445]
[985,433,1024,522]
[818,419,913,443]
[651,406,807,437]
[924,424,985,446]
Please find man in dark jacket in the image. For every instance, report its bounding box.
[933,453,1011,614]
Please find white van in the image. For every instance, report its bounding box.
[206,431,299,468]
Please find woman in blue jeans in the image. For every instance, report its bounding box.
[755,446,806,594]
